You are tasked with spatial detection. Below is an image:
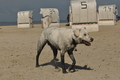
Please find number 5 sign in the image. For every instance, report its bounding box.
[70,0,97,23]
[70,0,99,32]
[81,1,87,9]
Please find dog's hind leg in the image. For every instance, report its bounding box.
[52,48,58,69]
[36,35,47,67]
[67,50,76,72]
[60,50,68,73]
[48,44,59,69]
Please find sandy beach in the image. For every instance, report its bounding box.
[0,23,120,80]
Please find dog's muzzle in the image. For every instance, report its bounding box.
[90,38,94,42]
[81,38,94,46]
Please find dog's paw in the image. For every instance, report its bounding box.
[68,69,76,73]
[68,66,76,73]
[62,70,68,74]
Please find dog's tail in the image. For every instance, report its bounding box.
[36,32,47,67]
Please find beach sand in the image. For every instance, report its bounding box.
[0,23,120,80]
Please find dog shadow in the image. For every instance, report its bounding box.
[38,59,93,72]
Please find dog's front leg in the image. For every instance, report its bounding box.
[67,51,76,72]
[60,51,67,73]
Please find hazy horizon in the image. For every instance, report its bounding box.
[0,0,120,22]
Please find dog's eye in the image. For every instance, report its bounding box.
[84,34,86,36]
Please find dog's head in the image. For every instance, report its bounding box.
[73,27,93,46]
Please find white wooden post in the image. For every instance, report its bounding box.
[17,11,33,28]
[40,8,59,28]
[70,0,99,32]
[98,5,116,25]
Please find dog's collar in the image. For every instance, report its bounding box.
[72,34,82,44]
[72,38,77,45]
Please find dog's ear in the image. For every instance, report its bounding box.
[73,29,81,37]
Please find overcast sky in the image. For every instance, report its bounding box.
[0,0,120,22]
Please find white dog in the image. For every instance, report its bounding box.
[36,27,93,73]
